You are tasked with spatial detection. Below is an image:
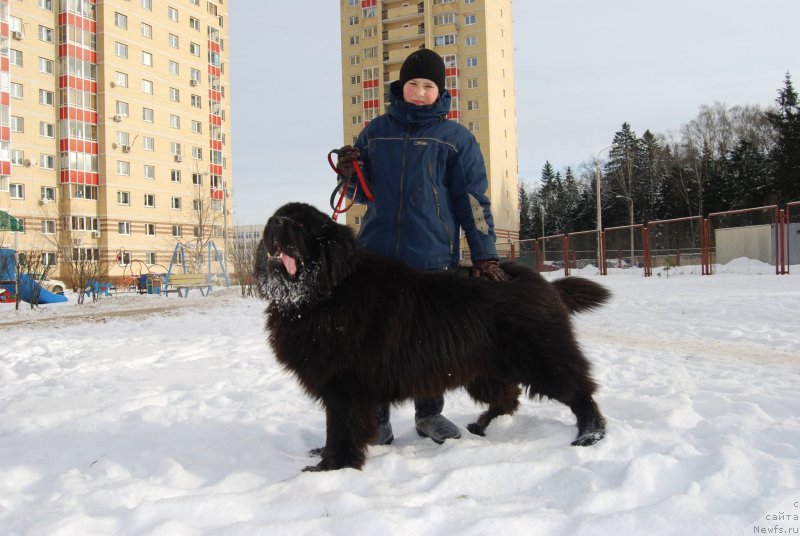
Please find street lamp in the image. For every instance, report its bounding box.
[594,145,612,268]
[615,194,635,266]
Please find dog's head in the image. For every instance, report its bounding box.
[255,202,358,307]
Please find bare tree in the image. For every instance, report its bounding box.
[227,233,259,297]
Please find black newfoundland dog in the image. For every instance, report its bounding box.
[256,202,610,472]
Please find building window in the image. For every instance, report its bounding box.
[192,173,203,185]
[466,36,477,47]
[10,116,23,133]
[191,120,202,134]
[351,95,362,105]
[39,89,55,106]
[10,183,24,199]
[191,147,202,160]
[468,121,480,132]
[10,83,23,99]
[172,225,182,238]
[141,0,152,10]
[42,220,56,235]
[465,15,476,25]
[39,122,55,138]
[171,197,181,210]
[171,170,181,183]
[193,199,202,212]
[169,87,180,102]
[168,34,179,48]
[434,34,456,47]
[189,17,200,31]
[352,114,362,125]
[117,191,130,205]
[117,161,130,175]
[190,68,201,83]
[145,223,156,236]
[41,186,56,202]
[349,35,359,46]
[143,136,154,151]
[116,101,129,117]
[348,16,359,26]
[170,115,180,129]
[144,194,155,208]
[433,13,455,25]
[115,42,128,58]
[39,0,54,11]
[142,107,154,122]
[115,12,128,29]
[168,61,180,75]
[142,51,153,67]
[467,78,479,89]
[351,74,361,85]
[39,26,54,42]
[141,23,152,38]
[170,142,182,156]
[118,221,131,235]
[168,6,179,22]
[467,100,479,111]
[10,50,22,67]
[40,155,56,169]
[190,94,202,108]
[11,150,24,165]
[115,71,129,87]
[144,165,155,179]
[350,55,360,65]
[146,252,157,264]
[363,26,376,38]
[141,79,154,94]
[39,57,54,74]
[466,57,478,68]
[189,42,200,56]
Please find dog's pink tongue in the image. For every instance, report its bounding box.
[280,252,297,276]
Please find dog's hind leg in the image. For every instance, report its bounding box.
[564,392,606,446]
[465,378,521,436]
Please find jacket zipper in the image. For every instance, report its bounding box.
[395,128,411,258]
[427,161,454,255]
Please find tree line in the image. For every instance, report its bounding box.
[519,73,800,239]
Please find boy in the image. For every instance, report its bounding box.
[337,48,509,445]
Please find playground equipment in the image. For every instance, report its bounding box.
[0,248,68,304]
[164,241,230,296]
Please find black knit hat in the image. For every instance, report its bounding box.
[399,48,446,95]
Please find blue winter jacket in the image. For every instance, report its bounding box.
[350,81,499,271]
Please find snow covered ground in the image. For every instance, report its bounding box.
[1,262,798,535]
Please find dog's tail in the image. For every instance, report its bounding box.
[553,277,611,314]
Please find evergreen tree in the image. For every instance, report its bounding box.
[766,72,800,204]
[724,140,770,209]
[518,182,536,239]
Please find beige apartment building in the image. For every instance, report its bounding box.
[339,0,519,256]
[0,0,231,281]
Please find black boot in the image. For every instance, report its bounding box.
[415,396,461,444]
[371,403,394,445]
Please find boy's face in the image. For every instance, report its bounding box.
[402,78,439,106]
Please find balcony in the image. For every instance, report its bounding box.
[382,3,424,24]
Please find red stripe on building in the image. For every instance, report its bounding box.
[445,67,459,77]
[0,162,9,176]
[362,79,380,88]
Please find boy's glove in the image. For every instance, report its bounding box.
[336,145,361,179]
[470,259,511,282]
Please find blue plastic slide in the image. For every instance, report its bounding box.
[0,248,68,304]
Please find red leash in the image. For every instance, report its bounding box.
[328,149,374,222]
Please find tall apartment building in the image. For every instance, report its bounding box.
[339,0,519,255]
[0,0,231,280]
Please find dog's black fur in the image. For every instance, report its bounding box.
[256,202,610,471]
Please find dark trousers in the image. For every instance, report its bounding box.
[376,395,443,424]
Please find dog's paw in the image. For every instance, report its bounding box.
[571,428,605,446]
[466,422,486,436]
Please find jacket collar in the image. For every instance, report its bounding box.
[387,81,452,127]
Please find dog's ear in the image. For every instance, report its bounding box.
[253,229,272,299]
[317,219,358,294]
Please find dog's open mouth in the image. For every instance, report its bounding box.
[280,252,297,276]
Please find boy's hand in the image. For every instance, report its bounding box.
[470,259,511,282]
[336,146,361,178]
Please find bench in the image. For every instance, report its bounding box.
[165,273,212,297]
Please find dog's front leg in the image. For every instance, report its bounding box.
[303,390,376,472]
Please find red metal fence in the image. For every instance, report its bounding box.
[503,201,798,276]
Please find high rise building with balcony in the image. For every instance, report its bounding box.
[339,0,519,255]
[0,0,231,281]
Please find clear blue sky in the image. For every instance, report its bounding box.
[229,1,799,225]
